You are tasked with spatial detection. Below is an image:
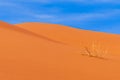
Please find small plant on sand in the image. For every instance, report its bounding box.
[81,41,108,59]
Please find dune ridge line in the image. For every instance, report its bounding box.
[0,21,67,45]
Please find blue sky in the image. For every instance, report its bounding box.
[0,0,120,34]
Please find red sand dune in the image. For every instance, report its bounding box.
[0,21,120,80]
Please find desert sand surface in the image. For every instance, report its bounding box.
[1,21,120,80]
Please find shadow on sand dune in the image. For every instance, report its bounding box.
[0,21,67,45]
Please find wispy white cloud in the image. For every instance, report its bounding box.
[66,0,120,3]
[34,14,56,19]
[23,0,120,4]
[13,9,116,27]
[2,0,120,4]
[0,0,51,4]
[1,0,120,21]
[0,1,16,6]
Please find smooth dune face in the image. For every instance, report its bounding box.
[1,21,120,80]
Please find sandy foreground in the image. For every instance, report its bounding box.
[0,21,120,80]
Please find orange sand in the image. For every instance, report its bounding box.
[0,21,120,80]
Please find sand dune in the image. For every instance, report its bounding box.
[1,21,120,80]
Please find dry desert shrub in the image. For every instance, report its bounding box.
[81,41,108,59]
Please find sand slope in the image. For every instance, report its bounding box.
[0,21,120,80]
